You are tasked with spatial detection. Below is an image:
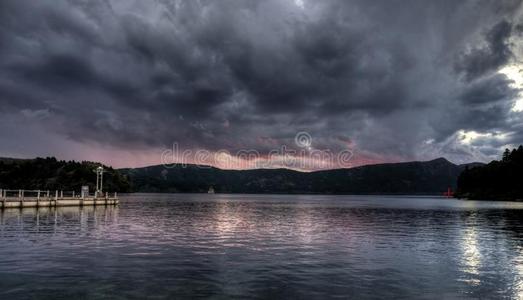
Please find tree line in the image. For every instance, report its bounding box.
[0,157,130,192]
[456,145,523,200]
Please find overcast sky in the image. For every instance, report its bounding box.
[1,0,523,169]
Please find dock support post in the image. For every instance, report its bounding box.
[37,190,40,207]
[60,190,63,199]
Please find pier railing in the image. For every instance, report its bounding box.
[0,189,118,208]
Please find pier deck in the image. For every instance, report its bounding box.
[0,189,118,209]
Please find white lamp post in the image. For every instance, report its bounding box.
[95,166,104,196]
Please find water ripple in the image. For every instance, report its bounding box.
[1,194,523,299]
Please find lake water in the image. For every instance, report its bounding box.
[1,194,523,299]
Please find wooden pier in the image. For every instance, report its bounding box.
[0,189,118,209]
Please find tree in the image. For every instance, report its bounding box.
[502,148,511,162]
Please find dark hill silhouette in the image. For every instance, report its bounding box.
[456,145,523,200]
[0,157,130,192]
[121,158,480,194]
[0,156,485,195]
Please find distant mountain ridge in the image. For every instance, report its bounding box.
[0,156,484,194]
[120,158,483,194]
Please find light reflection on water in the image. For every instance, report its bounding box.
[459,212,481,282]
[1,194,523,299]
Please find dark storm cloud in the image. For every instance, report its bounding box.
[459,74,518,105]
[456,20,515,81]
[1,0,523,166]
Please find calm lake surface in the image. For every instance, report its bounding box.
[1,194,523,299]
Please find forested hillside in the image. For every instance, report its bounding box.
[0,155,490,196]
[456,146,523,200]
[121,158,476,194]
[0,157,131,192]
